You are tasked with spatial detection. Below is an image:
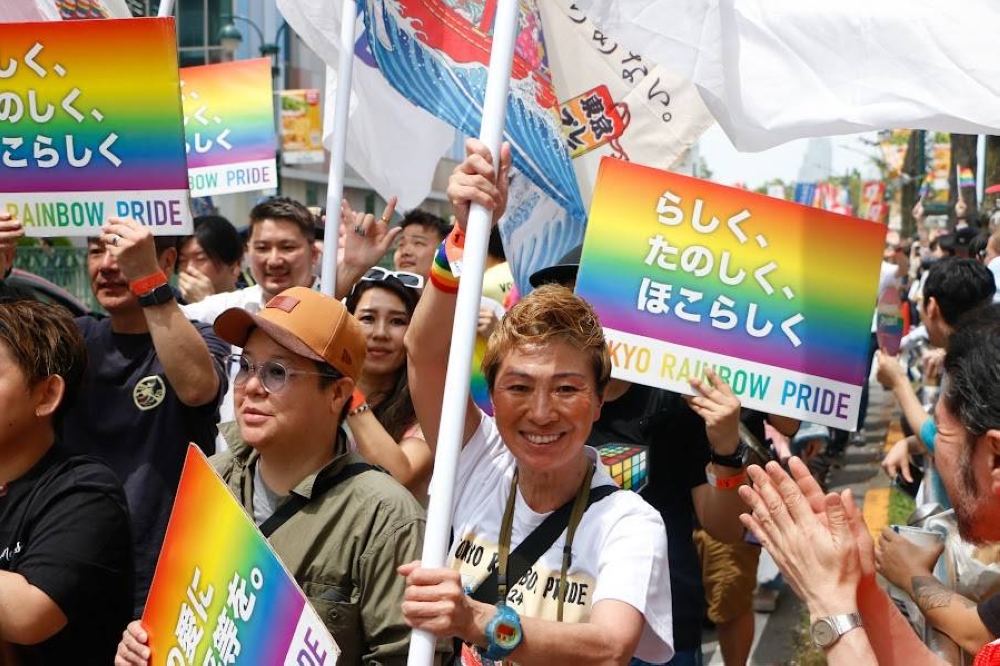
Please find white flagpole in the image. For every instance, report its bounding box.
[320,0,358,297]
[406,0,520,664]
[156,0,175,17]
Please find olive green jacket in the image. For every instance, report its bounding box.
[212,426,427,666]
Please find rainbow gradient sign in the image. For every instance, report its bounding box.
[0,19,192,237]
[576,158,886,429]
[143,446,339,665]
[181,59,277,197]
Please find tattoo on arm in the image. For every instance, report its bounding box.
[911,576,975,612]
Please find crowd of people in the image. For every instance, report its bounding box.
[0,138,998,666]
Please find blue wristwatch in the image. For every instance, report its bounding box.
[483,603,523,660]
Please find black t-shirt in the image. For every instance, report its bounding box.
[62,315,227,617]
[586,384,711,651]
[979,593,1000,638]
[0,446,133,665]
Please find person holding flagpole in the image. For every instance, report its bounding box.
[399,139,674,665]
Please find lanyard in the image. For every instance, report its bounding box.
[496,463,595,622]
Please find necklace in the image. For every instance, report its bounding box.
[496,463,595,622]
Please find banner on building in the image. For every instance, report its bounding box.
[143,446,339,665]
[280,89,324,165]
[181,59,278,197]
[860,181,886,222]
[576,158,886,429]
[0,19,192,237]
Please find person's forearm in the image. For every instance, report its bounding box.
[768,415,801,438]
[0,571,66,645]
[857,575,947,665]
[144,301,220,406]
[891,381,931,439]
[464,602,638,666]
[404,283,458,447]
[909,575,993,654]
[822,627,878,664]
[695,478,748,544]
[335,262,368,300]
[348,411,427,490]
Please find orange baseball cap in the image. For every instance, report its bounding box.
[214,287,366,381]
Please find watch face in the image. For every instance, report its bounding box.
[811,619,836,647]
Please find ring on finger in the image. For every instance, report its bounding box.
[111,234,119,247]
[353,224,363,235]
[381,216,391,223]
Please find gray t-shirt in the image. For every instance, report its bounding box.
[252,462,286,526]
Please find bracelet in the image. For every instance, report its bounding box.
[129,270,168,296]
[348,402,370,417]
[705,464,746,490]
[429,238,460,293]
[348,388,366,412]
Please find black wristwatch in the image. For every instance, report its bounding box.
[709,440,747,469]
[137,283,176,308]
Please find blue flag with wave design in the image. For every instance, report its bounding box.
[360,0,585,222]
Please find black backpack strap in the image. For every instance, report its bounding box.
[260,462,379,538]
[470,484,620,603]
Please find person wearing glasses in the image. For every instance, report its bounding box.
[345,271,433,503]
[116,287,437,666]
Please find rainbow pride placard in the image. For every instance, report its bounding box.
[143,446,339,665]
[181,59,277,197]
[576,158,886,429]
[0,19,192,237]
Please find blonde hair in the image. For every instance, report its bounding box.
[482,284,611,394]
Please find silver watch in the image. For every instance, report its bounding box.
[810,612,863,648]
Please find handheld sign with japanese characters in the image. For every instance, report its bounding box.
[0,19,193,236]
[181,59,278,197]
[143,446,339,665]
[575,158,886,429]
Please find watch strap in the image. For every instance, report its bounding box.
[710,440,747,469]
[812,612,862,648]
[129,270,168,297]
[137,283,175,308]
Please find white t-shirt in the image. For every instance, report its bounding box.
[448,415,674,664]
[181,284,266,325]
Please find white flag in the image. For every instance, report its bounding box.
[277,0,455,210]
[573,0,1000,151]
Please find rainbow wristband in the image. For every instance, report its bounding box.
[429,229,464,293]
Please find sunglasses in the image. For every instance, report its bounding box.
[226,354,342,394]
[362,267,424,289]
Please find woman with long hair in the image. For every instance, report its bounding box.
[345,272,433,503]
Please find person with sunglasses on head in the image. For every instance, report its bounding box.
[116,286,441,666]
[344,273,433,504]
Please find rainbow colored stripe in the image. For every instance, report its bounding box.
[577,158,885,388]
[0,18,188,194]
[180,59,277,170]
[143,447,332,664]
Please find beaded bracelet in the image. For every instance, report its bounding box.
[348,402,371,417]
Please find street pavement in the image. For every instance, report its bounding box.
[699,377,897,665]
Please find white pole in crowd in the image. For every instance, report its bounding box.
[405,0,520,664]
[156,0,175,18]
[320,0,359,297]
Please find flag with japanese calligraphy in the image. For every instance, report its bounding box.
[277,0,456,211]
[143,446,339,665]
[575,158,886,430]
[0,19,192,237]
[360,0,587,223]
[573,0,1000,151]
[180,59,278,197]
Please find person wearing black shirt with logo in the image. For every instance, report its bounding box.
[0,299,133,664]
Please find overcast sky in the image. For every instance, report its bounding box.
[697,124,883,188]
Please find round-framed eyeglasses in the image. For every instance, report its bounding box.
[225,354,342,394]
